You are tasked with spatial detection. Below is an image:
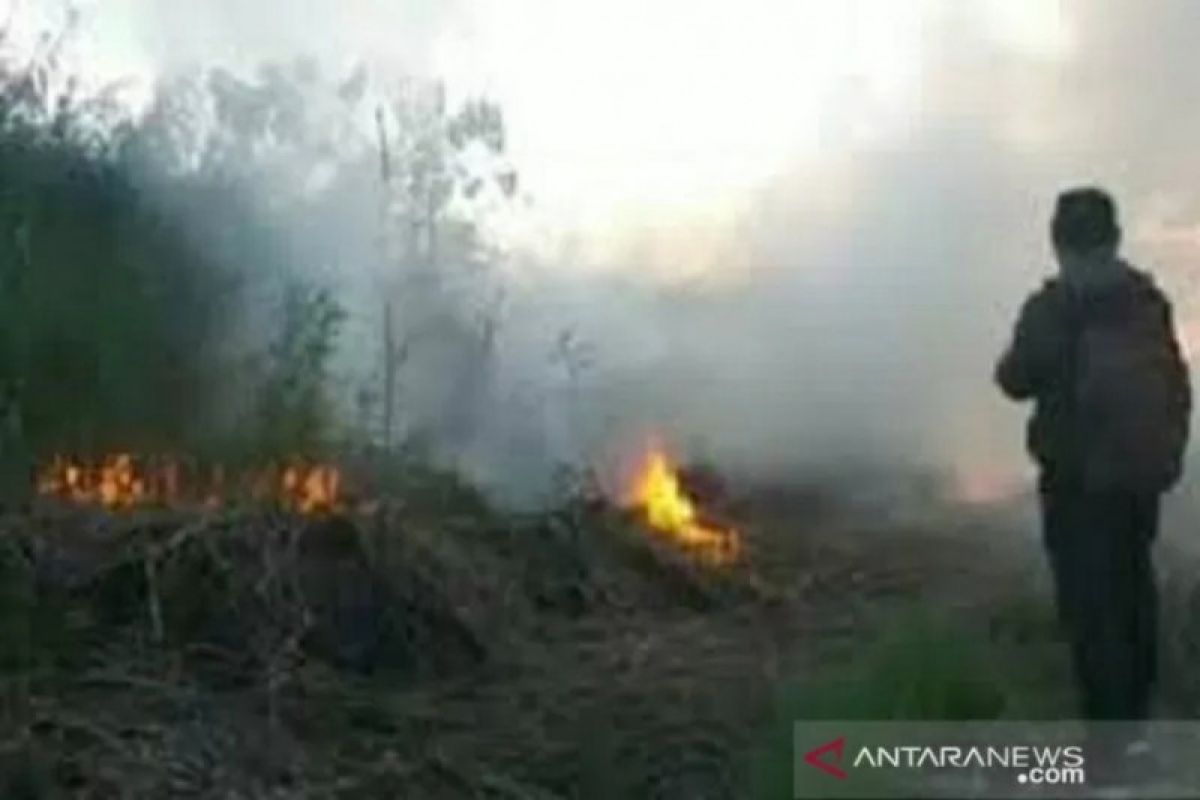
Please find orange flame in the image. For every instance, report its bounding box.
[281,464,341,514]
[37,453,150,509]
[627,445,740,565]
[36,454,345,515]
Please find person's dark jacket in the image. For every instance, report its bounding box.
[996,258,1191,490]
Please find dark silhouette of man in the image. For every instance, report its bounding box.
[996,188,1191,735]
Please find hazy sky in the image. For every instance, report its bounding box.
[30,0,1074,248]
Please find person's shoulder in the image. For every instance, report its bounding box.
[1123,263,1173,308]
[1010,276,1069,334]
[1023,276,1067,312]
[1032,275,1064,297]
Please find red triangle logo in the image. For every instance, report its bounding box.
[804,736,848,779]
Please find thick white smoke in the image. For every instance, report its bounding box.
[36,1,1200,507]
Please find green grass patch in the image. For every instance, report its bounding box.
[748,598,1073,799]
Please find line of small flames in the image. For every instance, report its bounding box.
[38,447,741,565]
[36,454,343,515]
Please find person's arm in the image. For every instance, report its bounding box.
[996,290,1057,401]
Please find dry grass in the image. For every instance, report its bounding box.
[0,493,778,798]
[2,477,1174,799]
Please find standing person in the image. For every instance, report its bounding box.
[995,188,1191,758]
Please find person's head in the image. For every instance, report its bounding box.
[1051,186,1121,259]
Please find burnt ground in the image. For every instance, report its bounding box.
[1,476,1199,799]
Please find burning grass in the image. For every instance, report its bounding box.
[36,454,345,515]
[34,445,745,570]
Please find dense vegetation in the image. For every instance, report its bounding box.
[0,25,516,502]
[0,33,227,485]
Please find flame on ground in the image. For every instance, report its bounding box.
[626,445,740,565]
[36,454,345,515]
[281,464,341,515]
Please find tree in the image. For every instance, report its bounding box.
[0,20,244,501]
[254,280,347,457]
[373,80,518,459]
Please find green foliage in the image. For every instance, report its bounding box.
[787,610,1009,722]
[0,31,240,496]
[0,31,379,476]
[0,16,524,491]
[253,280,347,457]
[0,164,235,452]
[747,601,1073,799]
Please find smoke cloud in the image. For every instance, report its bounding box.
[38,1,1200,506]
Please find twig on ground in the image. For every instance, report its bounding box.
[143,549,164,644]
